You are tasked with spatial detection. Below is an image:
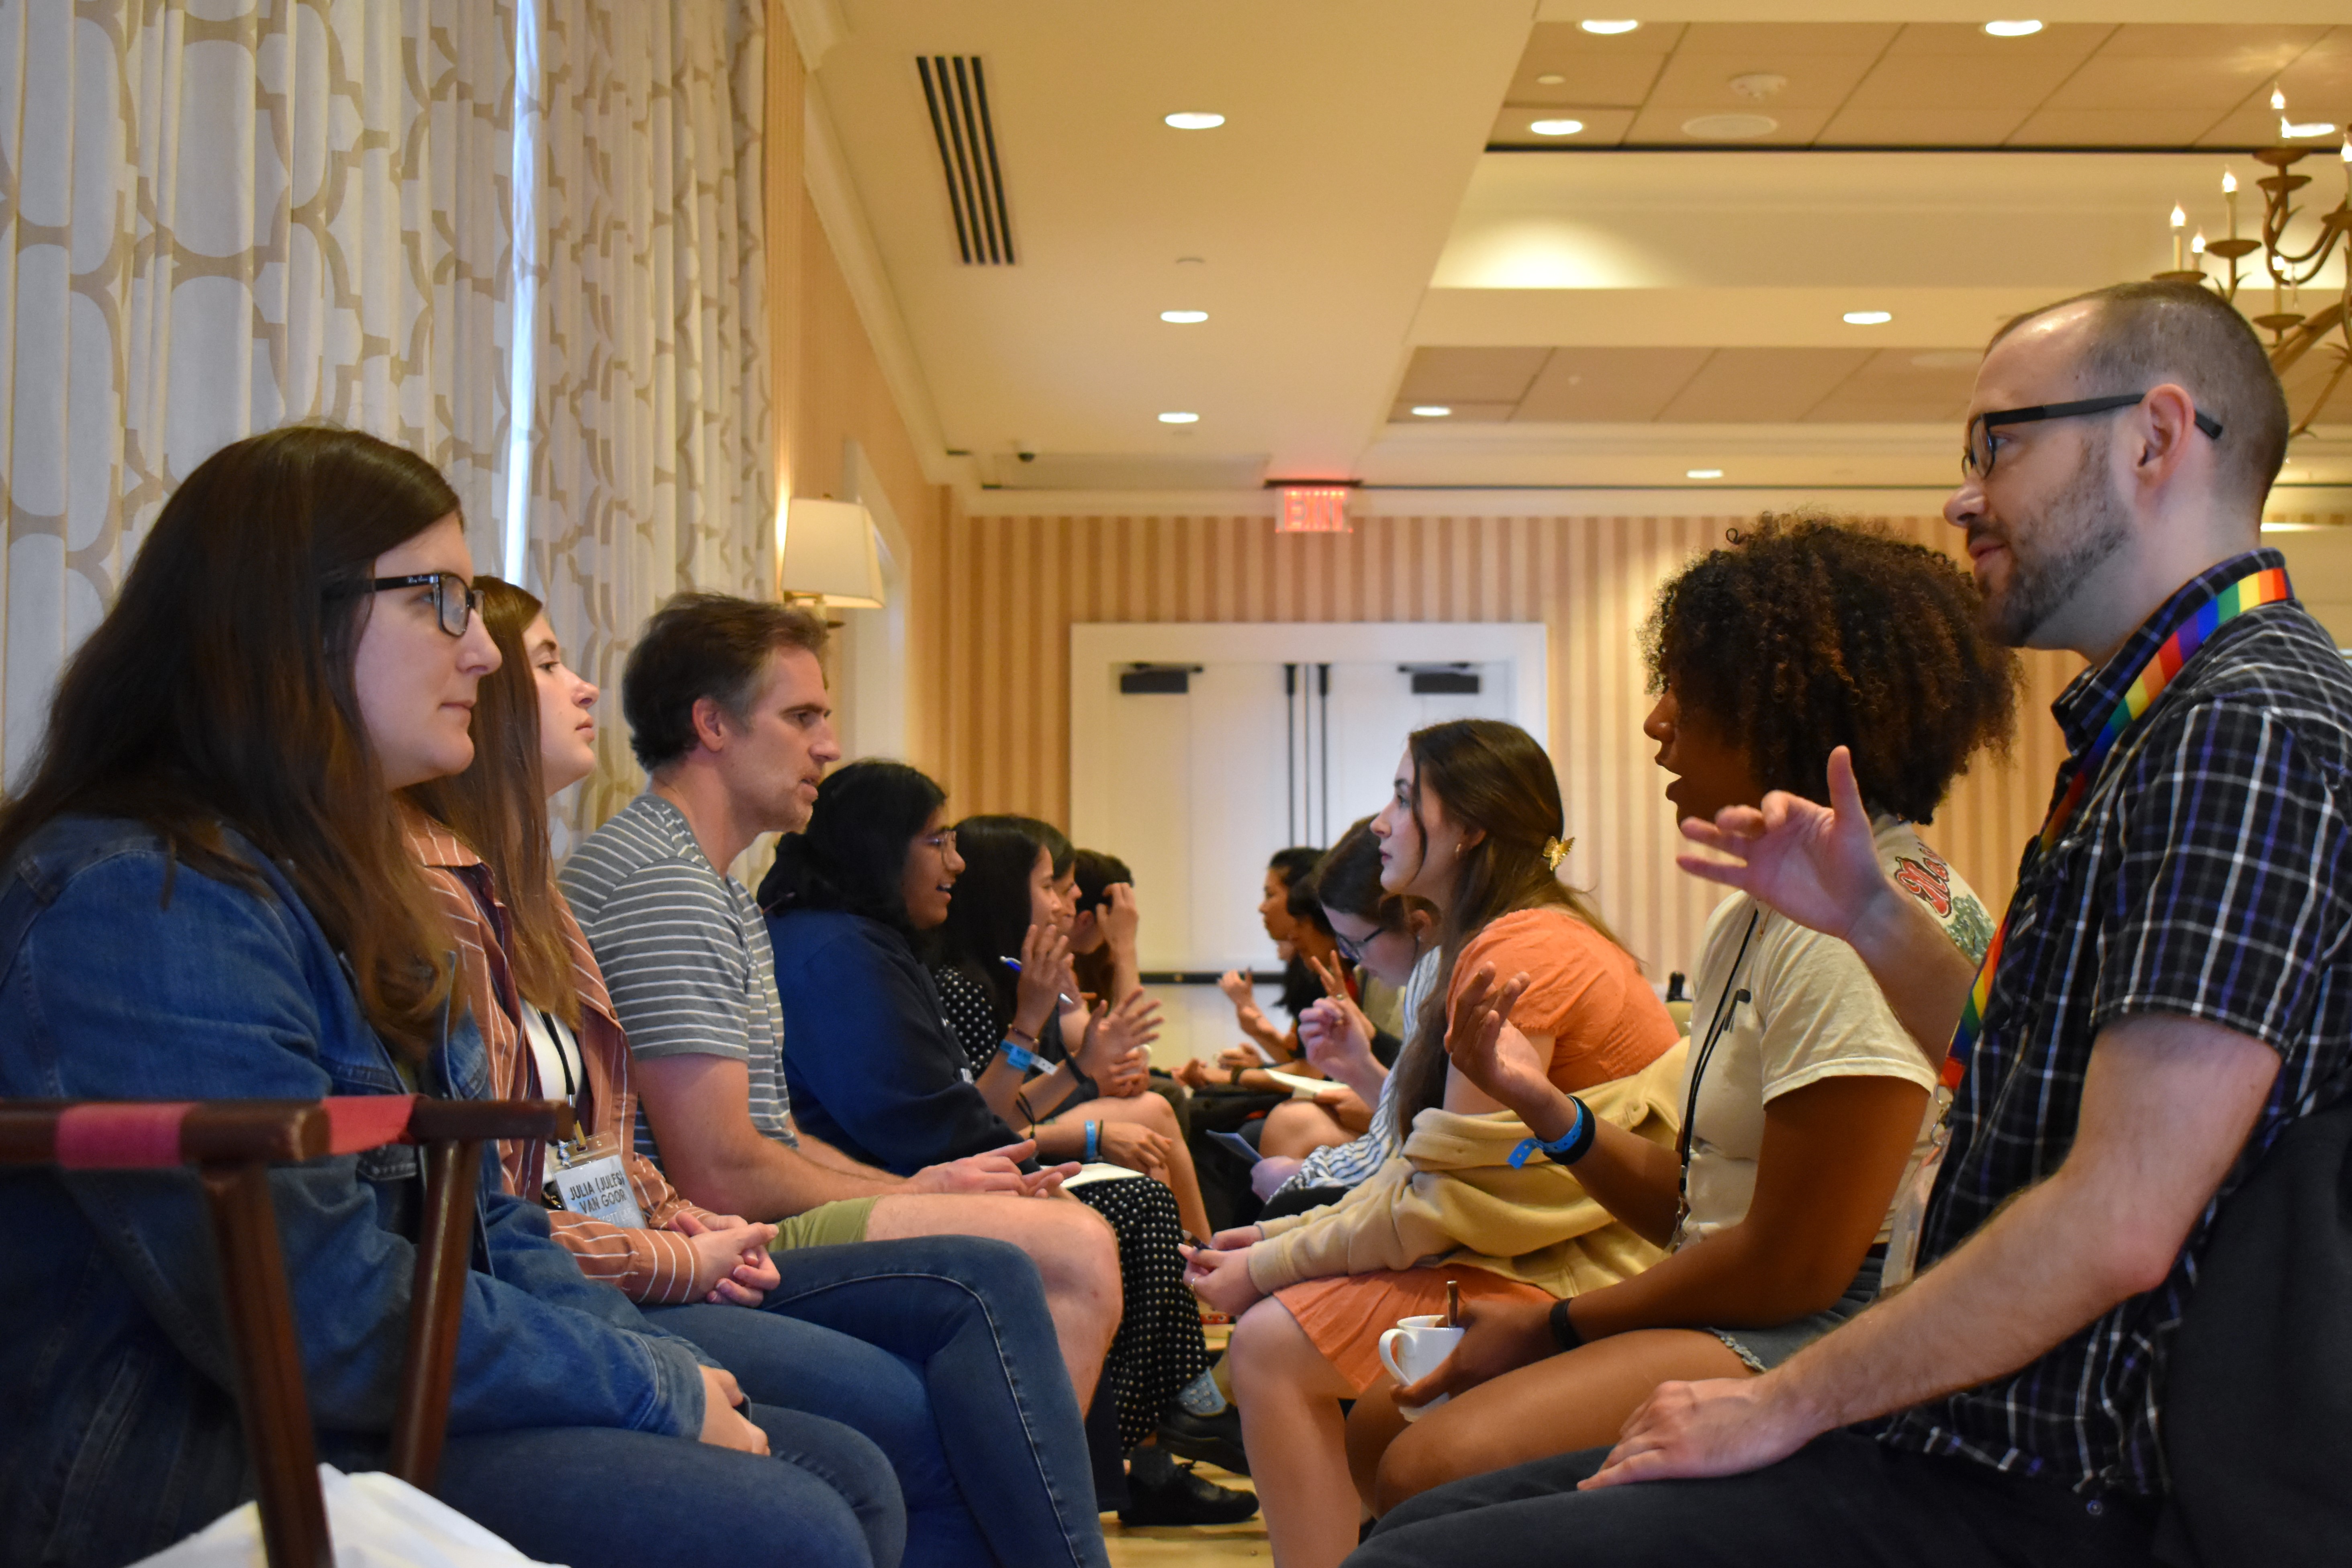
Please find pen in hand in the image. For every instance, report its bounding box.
[1001,956,1078,1009]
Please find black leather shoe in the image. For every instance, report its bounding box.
[1118,1445,1260,1527]
[1157,1404,1250,1476]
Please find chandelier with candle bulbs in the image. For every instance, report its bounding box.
[2153,84,2351,438]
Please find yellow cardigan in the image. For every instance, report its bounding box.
[1246,1043,1688,1298]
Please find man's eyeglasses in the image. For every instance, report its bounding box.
[328,571,482,637]
[1962,392,2223,481]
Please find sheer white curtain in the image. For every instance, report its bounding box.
[529,0,774,834]
[0,0,520,783]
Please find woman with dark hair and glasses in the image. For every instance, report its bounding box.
[760,769,1257,1527]
[0,427,898,1568]
[930,814,1216,1244]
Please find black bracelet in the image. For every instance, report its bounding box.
[1548,1297,1585,1354]
[1555,1096,1599,1164]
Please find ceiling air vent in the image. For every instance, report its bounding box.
[917,56,1015,265]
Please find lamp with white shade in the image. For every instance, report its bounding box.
[779,497,885,609]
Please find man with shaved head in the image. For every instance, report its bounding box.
[1352,282,2352,1566]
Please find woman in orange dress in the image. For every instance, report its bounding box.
[1181,719,1684,1568]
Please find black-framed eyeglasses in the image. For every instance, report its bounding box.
[327,572,481,637]
[1332,929,1366,964]
[1963,392,2223,481]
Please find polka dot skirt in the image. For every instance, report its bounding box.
[1072,1171,1210,1451]
[934,964,1207,1449]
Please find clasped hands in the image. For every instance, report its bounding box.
[1179,1225,1268,1315]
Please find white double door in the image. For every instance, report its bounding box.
[1070,623,1547,975]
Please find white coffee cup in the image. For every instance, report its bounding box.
[1377,1313,1466,1422]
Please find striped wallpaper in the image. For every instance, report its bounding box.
[937,509,2078,980]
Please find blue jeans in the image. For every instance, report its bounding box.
[658,1235,1109,1568]
[437,1402,901,1568]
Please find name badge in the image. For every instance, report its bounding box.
[550,1133,644,1229]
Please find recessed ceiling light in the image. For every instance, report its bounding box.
[1982,20,2043,37]
[1844,310,1894,325]
[1411,406,1453,417]
[1158,411,1200,424]
[1164,112,1224,130]
[1580,19,1640,35]
[1536,73,1565,85]
[1530,119,1586,137]
[1682,112,1779,140]
[1161,310,1208,324]
[1687,468,1724,479]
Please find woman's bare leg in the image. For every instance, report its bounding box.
[1061,1091,1214,1240]
[1228,1297,1363,1568]
[1363,1327,1751,1515]
[1345,1377,1412,1511]
[1259,1099,1355,1161]
[868,1192,1122,1407]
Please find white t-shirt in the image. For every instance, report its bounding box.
[1678,818,1994,1247]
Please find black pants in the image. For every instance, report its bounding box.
[1351,1430,2156,1568]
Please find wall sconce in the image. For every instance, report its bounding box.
[779,497,885,608]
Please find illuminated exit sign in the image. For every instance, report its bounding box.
[1275,484,1354,534]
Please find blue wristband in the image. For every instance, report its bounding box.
[1509,1097,1595,1169]
[1084,1121,1101,1162]
[999,1040,1039,1072]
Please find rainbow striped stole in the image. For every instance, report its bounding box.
[1945,563,2293,1080]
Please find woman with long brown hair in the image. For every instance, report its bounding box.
[1181,718,1688,1568]
[0,427,899,1568]
[405,578,1118,1568]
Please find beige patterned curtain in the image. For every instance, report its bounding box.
[0,0,519,783]
[529,0,774,838]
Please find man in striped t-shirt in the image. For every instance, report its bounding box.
[562,592,1120,1411]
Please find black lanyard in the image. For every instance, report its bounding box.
[1676,908,1761,1220]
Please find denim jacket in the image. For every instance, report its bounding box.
[0,817,713,1567]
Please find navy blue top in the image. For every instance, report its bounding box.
[768,908,1027,1176]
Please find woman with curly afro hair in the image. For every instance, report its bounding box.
[1343,514,2019,1521]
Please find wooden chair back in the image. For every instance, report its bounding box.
[0,1095,574,1568]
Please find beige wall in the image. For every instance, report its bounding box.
[938,508,2080,979]
[765,15,951,774]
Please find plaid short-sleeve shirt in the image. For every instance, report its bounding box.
[1875,549,2352,1496]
